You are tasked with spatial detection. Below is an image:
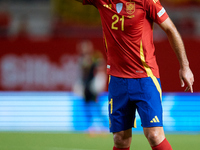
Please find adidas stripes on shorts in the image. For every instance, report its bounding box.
[108,75,163,132]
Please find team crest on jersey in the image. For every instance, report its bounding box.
[126,2,135,14]
[116,3,123,13]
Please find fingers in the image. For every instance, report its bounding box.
[187,75,194,93]
[183,77,194,93]
[184,86,193,93]
[179,71,185,87]
[180,78,185,87]
[190,86,193,93]
[184,86,189,92]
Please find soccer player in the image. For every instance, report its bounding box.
[75,0,194,150]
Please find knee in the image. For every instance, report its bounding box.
[113,133,131,148]
[144,128,165,146]
[145,131,160,144]
[114,134,123,146]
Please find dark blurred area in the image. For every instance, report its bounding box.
[0,0,199,92]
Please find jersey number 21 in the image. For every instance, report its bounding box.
[111,14,124,31]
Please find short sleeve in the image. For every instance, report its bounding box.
[145,0,169,24]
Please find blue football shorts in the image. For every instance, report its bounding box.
[108,75,163,132]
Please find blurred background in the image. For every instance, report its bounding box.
[0,0,200,150]
[0,0,199,91]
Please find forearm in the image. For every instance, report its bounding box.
[160,18,190,69]
[166,26,189,69]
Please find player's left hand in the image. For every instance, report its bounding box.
[179,67,194,93]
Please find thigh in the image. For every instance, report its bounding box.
[108,76,136,132]
[135,77,163,128]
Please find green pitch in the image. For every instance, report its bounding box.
[0,132,199,150]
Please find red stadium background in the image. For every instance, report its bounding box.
[0,0,199,92]
[0,37,199,92]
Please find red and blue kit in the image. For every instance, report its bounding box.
[83,0,168,78]
[83,0,169,132]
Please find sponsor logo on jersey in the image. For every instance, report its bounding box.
[150,116,160,123]
[116,3,123,13]
[126,2,135,15]
[136,70,144,73]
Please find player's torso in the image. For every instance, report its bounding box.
[94,0,158,78]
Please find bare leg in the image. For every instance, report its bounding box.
[143,127,165,147]
[113,128,132,148]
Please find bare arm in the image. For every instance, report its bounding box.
[159,18,194,93]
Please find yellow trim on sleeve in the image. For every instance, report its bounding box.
[140,40,162,100]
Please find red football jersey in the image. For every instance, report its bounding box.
[83,0,168,78]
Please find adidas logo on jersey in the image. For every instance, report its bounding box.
[150,116,160,123]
